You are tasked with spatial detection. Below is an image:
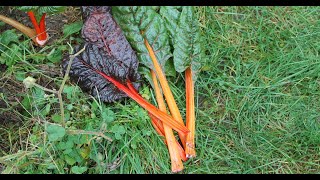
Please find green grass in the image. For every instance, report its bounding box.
[193,6,320,173]
[0,6,320,174]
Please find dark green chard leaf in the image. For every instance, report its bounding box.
[173,6,204,81]
[158,6,182,78]
[112,6,172,72]
[159,6,182,47]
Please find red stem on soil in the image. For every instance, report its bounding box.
[27,11,41,36]
[27,11,48,45]
[39,13,47,40]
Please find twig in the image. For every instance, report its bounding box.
[33,83,57,94]
[67,129,112,142]
[24,45,86,127]
[57,45,86,127]
[0,150,38,163]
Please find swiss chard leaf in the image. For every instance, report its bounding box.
[173,6,204,81]
[62,6,141,103]
[159,6,182,47]
[112,6,172,72]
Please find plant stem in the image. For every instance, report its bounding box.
[150,70,184,172]
[127,80,185,162]
[32,83,57,94]
[27,11,41,36]
[38,13,47,40]
[144,39,187,149]
[58,45,86,127]
[185,67,196,158]
[150,113,165,138]
[67,129,112,142]
[96,71,189,135]
[149,113,188,162]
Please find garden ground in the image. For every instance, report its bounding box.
[0,6,319,174]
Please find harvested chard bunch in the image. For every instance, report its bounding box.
[112,6,187,172]
[113,6,204,169]
[62,6,189,138]
[63,6,203,173]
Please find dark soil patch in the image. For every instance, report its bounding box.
[0,76,24,124]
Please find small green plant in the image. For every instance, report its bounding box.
[0,29,24,67]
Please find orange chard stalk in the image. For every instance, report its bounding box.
[95,70,189,135]
[151,70,184,172]
[149,113,188,162]
[0,14,37,44]
[144,39,187,149]
[150,113,165,137]
[127,80,187,162]
[185,67,196,158]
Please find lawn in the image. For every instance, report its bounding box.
[0,6,319,174]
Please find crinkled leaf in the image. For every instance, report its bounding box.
[112,6,172,72]
[173,6,204,81]
[63,43,140,103]
[62,7,141,103]
[159,6,182,47]
[36,6,66,15]
[15,6,39,12]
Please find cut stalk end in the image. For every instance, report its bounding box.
[185,67,196,158]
